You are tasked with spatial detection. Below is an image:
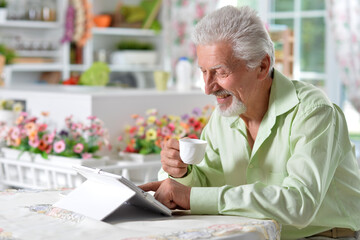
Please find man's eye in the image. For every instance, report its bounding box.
[216,71,229,77]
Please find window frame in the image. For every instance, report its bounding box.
[265,0,341,106]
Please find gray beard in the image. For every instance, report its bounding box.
[216,95,246,117]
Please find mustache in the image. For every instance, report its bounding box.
[213,90,233,97]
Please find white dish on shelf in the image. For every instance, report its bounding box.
[110,50,158,66]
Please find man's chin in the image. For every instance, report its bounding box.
[216,101,246,117]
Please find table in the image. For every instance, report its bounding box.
[0,189,281,240]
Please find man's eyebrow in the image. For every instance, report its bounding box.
[198,64,226,70]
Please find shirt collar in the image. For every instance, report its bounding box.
[270,69,299,117]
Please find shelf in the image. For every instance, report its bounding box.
[92,27,159,37]
[67,64,162,73]
[16,50,61,58]
[69,64,88,72]
[7,64,63,72]
[1,0,165,87]
[109,64,162,72]
[0,20,61,29]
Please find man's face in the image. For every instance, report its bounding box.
[196,42,259,117]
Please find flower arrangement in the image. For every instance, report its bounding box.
[0,99,24,112]
[1,112,111,160]
[118,105,214,155]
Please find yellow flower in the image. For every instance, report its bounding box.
[160,117,168,126]
[198,116,207,125]
[168,115,181,123]
[174,127,186,138]
[147,116,156,125]
[146,109,158,116]
[137,126,145,136]
[124,125,131,132]
[145,128,157,141]
[12,103,23,112]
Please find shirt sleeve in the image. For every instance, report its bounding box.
[191,104,349,229]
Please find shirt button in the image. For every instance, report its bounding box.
[249,164,254,169]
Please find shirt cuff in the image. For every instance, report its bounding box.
[190,187,219,214]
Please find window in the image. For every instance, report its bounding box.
[217,0,340,103]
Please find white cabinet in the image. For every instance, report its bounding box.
[1,0,164,88]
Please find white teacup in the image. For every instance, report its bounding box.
[179,138,207,165]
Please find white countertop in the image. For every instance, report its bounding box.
[0,85,206,97]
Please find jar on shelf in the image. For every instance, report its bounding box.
[41,0,56,22]
[27,0,42,21]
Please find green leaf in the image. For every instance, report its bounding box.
[41,151,48,159]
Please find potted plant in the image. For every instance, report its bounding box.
[110,40,157,66]
[0,44,16,64]
[117,105,214,162]
[0,0,7,23]
[0,112,112,167]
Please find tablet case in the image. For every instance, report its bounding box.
[53,166,172,221]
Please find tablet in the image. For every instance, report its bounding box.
[53,165,172,221]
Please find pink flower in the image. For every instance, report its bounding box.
[29,137,40,148]
[42,133,55,144]
[71,123,79,130]
[161,126,172,136]
[53,140,66,153]
[87,116,97,120]
[37,123,47,132]
[10,128,20,140]
[135,117,145,126]
[168,123,175,131]
[81,153,92,159]
[73,143,84,153]
[46,145,53,154]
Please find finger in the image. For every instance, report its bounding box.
[165,138,179,150]
[161,157,187,168]
[154,187,178,209]
[161,147,181,161]
[165,201,177,209]
[138,180,163,192]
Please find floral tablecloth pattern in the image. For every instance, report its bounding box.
[0,189,281,240]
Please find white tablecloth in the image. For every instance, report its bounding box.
[0,189,281,240]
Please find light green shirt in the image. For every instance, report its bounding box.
[159,70,360,239]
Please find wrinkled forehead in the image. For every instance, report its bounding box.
[196,43,241,70]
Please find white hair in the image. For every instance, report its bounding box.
[192,5,275,71]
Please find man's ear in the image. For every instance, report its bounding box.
[258,55,271,80]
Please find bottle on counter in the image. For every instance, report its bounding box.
[176,57,192,92]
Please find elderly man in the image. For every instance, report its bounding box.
[140,5,360,239]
